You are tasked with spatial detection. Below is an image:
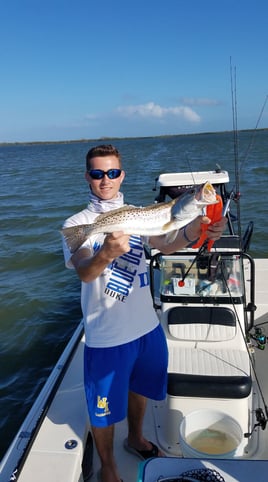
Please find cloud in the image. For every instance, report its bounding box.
[116,102,201,123]
[84,113,99,121]
[180,97,221,106]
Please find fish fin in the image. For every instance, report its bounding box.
[162,221,180,243]
[94,204,137,221]
[165,230,179,243]
[61,225,92,253]
[162,220,175,231]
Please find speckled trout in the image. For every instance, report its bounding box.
[62,181,218,253]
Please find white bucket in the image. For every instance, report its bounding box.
[179,409,243,458]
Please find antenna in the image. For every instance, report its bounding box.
[185,153,196,186]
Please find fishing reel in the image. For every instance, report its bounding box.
[250,326,267,350]
[244,408,268,438]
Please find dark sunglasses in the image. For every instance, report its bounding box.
[88,168,122,180]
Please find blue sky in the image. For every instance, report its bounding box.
[1,0,268,142]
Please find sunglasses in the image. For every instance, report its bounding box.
[88,168,122,180]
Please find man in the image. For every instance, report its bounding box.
[62,144,227,482]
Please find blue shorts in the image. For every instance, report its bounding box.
[84,324,168,427]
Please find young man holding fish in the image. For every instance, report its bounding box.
[62,144,226,482]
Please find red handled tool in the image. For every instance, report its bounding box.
[191,194,223,251]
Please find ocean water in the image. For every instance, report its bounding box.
[0,130,268,460]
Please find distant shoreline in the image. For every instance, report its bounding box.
[0,128,267,147]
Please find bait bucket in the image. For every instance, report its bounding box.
[179,409,243,459]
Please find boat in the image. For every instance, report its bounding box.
[1,168,268,482]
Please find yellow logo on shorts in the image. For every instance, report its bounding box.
[96,395,111,417]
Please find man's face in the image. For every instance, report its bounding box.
[85,155,125,200]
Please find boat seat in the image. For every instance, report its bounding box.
[168,306,236,341]
[168,347,252,398]
[167,306,252,399]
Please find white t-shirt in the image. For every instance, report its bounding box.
[62,194,159,348]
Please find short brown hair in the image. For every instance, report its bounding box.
[86,144,121,170]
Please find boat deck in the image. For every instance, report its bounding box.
[2,258,268,482]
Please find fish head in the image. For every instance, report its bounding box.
[171,182,218,220]
[195,181,218,206]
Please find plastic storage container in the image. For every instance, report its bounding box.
[179,409,243,459]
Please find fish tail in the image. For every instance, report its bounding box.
[61,225,89,253]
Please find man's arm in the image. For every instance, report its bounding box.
[149,215,227,255]
[70,216,227,281]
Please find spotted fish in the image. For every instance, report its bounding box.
[61,181,218,253]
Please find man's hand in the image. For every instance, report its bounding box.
[205,216,227,241]
[103,231,130,259]
[189,215,227,242]
[71,231,130,283]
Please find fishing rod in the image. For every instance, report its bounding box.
[229,58,241,240]
[172,63,268,436]
[228,59,268,240]
[176,60,240,291]
[178,63,268,286]
[218,261,268,435]
[205,63,266,245]
[231,85,268,432]
[240,93,268,177]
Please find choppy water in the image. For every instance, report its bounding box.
[0,130,268,460]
